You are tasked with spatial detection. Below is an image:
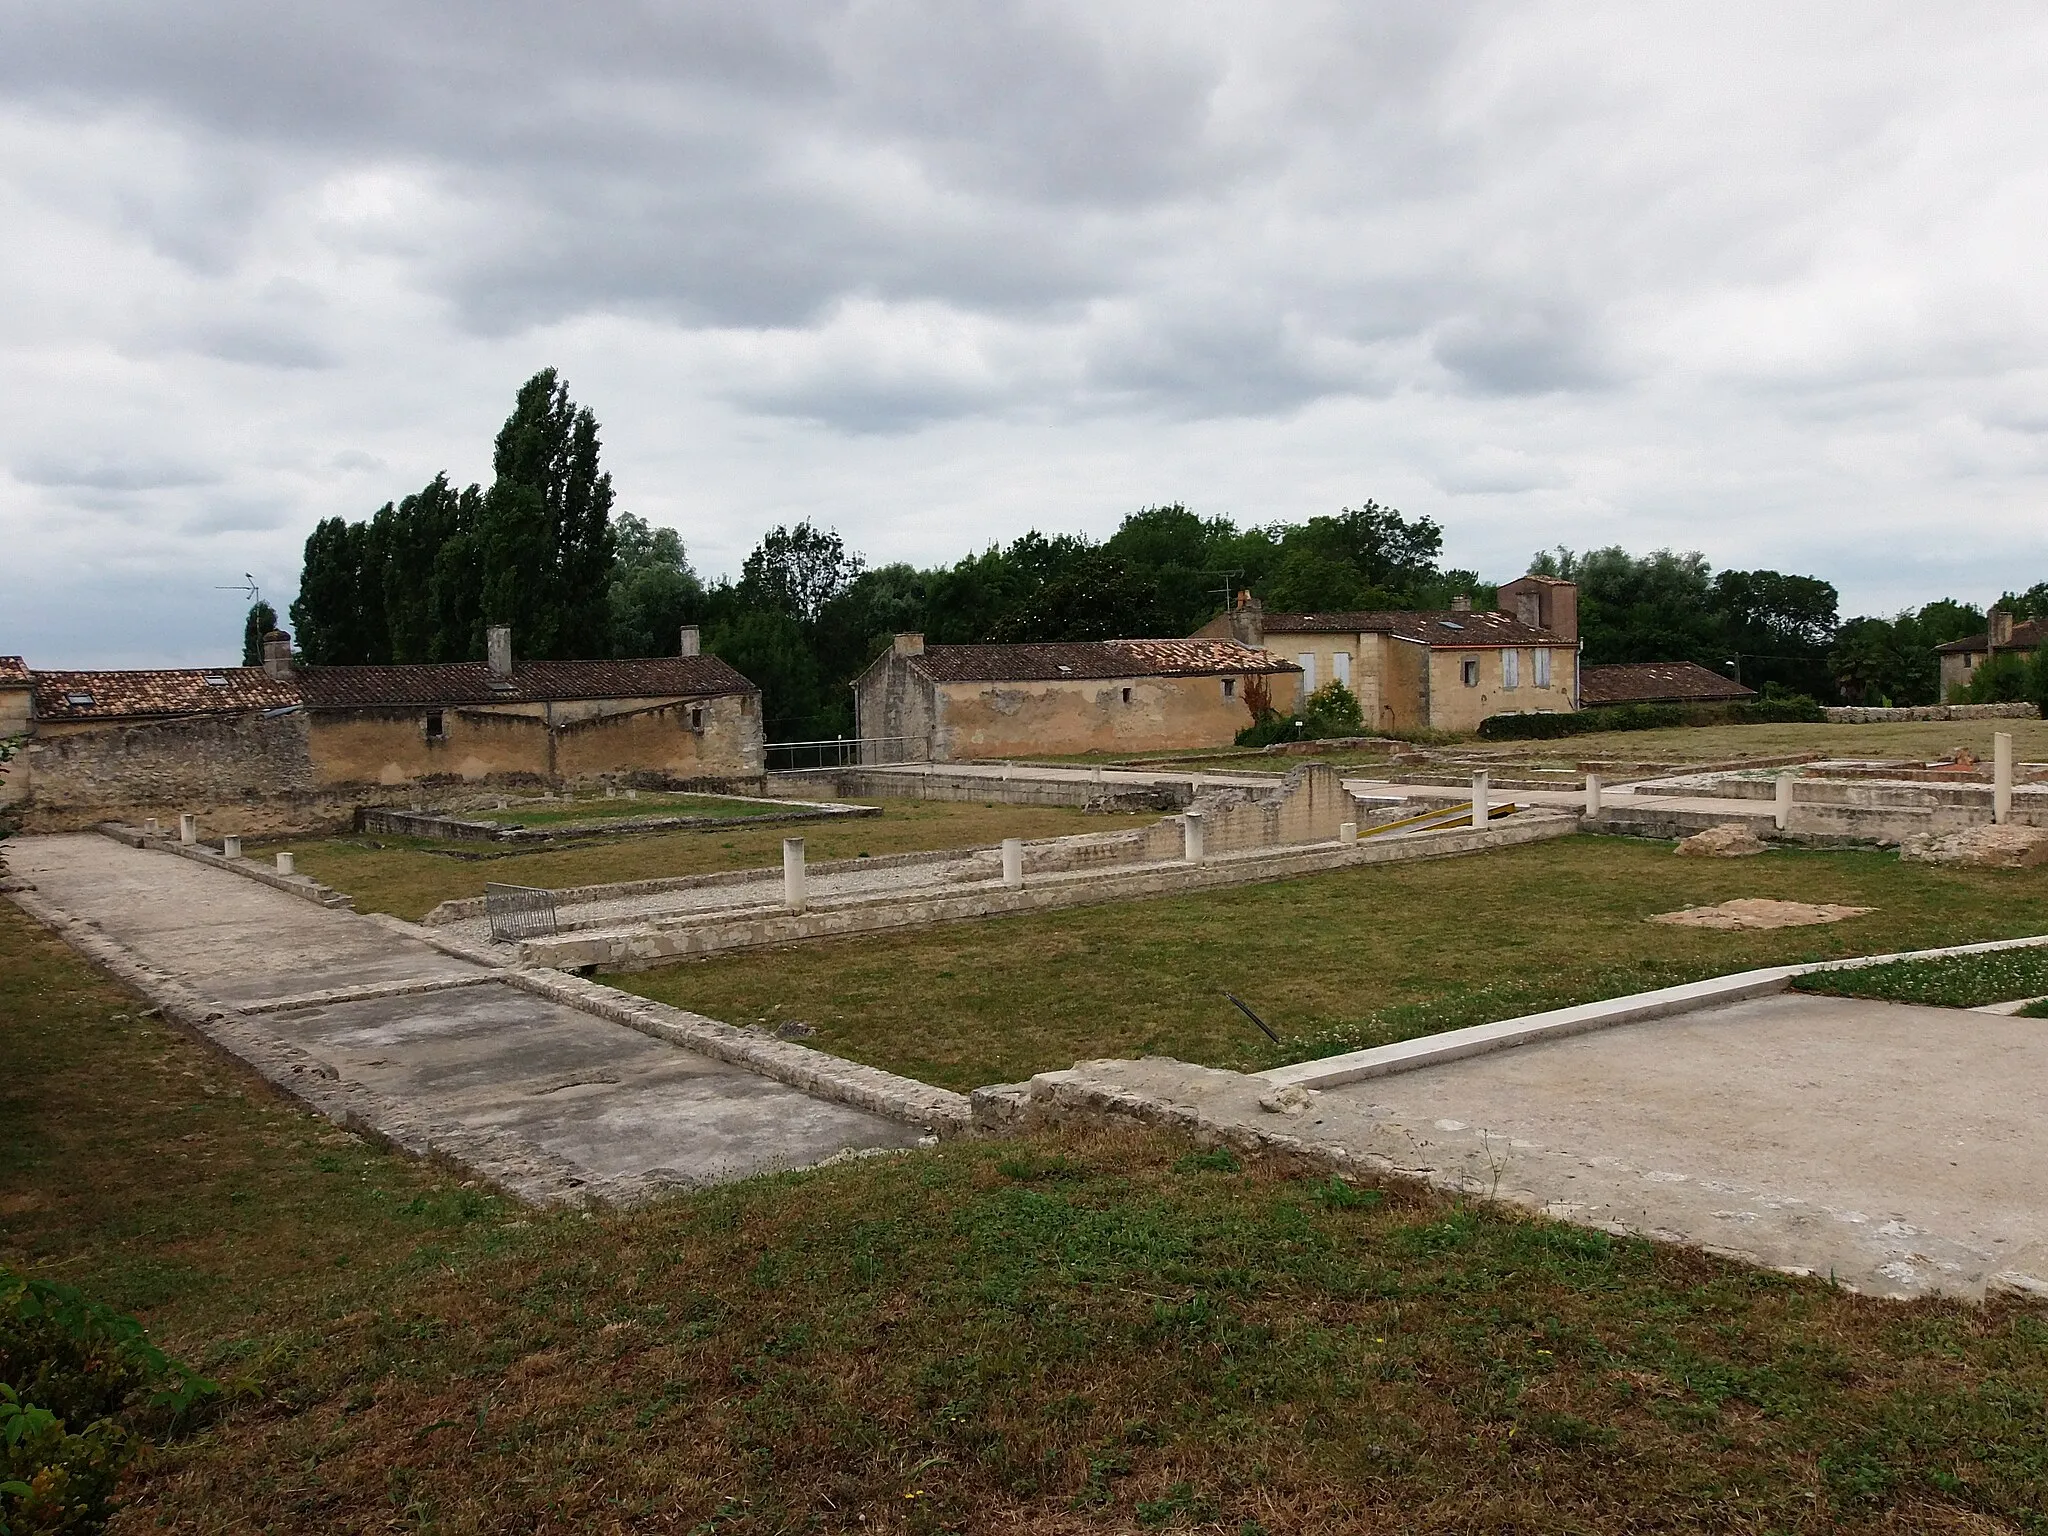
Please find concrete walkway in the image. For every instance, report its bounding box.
[5,834,931,1204]
[987,992,2048,1299]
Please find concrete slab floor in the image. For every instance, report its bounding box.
[1319,992,2048,1298]
[5,835,927,1198]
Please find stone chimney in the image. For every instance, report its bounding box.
[679,625,700,657]
[1450,594,1473,614]
[892,632,926,657]
[1990,606,2014,649]
[487,624,513,678]
[1226,594,1265,648]
[261,629,294,681]
[1497,575,1578,642]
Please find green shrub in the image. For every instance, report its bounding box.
[0,1268,219,1536]
[1475,694,1822,740]
[1234,714,1298,748]
[1301,680,1363,737]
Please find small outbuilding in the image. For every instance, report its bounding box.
[1935,607,2043,700]
[853,635,1300,762]
[1577,661,1756,709]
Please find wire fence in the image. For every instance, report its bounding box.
[484,883,559,943]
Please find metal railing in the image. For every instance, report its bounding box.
[484,883,559,942]
[763,735,925,770]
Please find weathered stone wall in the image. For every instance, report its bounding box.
[934,673,1249,760]
[766,766,1194,809]
[309,706,551,786]
[1822,703,2038,723]
[21,712,320,829]
[1142,762,1362,858]
[554,693,762,782]
[853,650,936,762]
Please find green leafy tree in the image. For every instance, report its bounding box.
[1302,680,1364,736]
[240,601,277,666]
[477,369,618,660]
[737,523,863,624]
[608,513,703,657]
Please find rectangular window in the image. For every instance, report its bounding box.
[1121,686,1132,704]
[424,710,446,740]
[687,705,704,731]
[1222,677,1235,699]
[1297,653,1316,692]
[1461,657,1479,687]
[1332,651,1351,687]
[1534,648,1551,688]
[1502,649,1520,689]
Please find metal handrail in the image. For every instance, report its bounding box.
[762,735,925,769]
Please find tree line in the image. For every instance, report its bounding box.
[279,368,2026,736]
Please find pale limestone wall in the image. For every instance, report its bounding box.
[1141,762,1360,859]
[934,674,1251,760]
[0,685,28,739]
[1382,637,1431,730]
[854,651,937,761]
[21,712,318,827]
[1940,652,1978,700]
[554,693,761,781]
[1425,647,1576,732]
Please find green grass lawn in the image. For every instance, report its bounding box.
[471,793,804,826]
[6,896,2048,1532]
[261,799,1130,921]
[1793,946,2048,1009]
[617,836,2048,1090]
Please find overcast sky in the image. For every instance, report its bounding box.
[4,2,2045,666]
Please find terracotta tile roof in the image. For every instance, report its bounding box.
[911,639,1299,684]
[29,655,757,722]
[1935,619,2048,655]
[1260,609,1571,648]
[298,655,756,708]
[31,667,301,722]
[1579,661,1756,707]
[0,657,27,686]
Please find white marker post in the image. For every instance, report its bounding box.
[783,837,807,911]
[1001,837,1024,888]
[1339,820,1358,846]
[222,836,241,860]
[1995,731,2014,825]
[275,852,295,876]
[1774,771,1795,832]
[1471,772,1489,830]
[1183,810,1206,864]
[179,813,197,845]
[1584,773,1602,816]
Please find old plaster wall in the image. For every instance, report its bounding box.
[853,651,936,762]
[1425,647,1576,732]
[308,707,551,786]
[554,693,761,782]
[934,674,1251,760]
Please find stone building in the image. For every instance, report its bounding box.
[853,635,1300,762]
[1936,607,2043,700]
[1578,661,1755,708]
[11,625,762,828]
[1195,578,1579,732]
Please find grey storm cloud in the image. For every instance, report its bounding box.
[5,2,2048,665]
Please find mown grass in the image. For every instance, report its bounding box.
[1794,945,2048,1009]
[261,799,1128,921]
[5,897,2048,1532]
[618,836,2048,1090]
[472,793,800,826]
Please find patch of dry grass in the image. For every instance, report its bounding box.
[260,798,1131,920]
[5,893,2048,1531]
[618,836,2048,1090]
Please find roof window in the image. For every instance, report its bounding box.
[1439,621,1464,632]
[202,674,229,686]
[486,680,518,693]
[65,691,94,706]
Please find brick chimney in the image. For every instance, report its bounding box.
[1990,606,2015,649]
[261,629,294,680]
[487,624,513,678]
[1450,594,1473,613]
[679,625,700,657]
[892,633,925,657]
[1226,594,1264,647]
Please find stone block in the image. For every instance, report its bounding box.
[1900,824,2048,868]
[1676,822,1767,857]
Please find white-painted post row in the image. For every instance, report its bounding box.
[1995,731,2014,825]
[1774,771,1795,832]
[1584,773,1602,816]
[1470,772,1488,829]
[1001,837,1024,888]
[179,813,197,845]
[221,836,241,860]
[1183,810,1206,864]
[783,837,807,911]
[275,852,295,876]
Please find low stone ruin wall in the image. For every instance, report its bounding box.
[767,767,1198,810]
[1822,703,2038,723]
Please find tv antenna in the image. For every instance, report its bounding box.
[1205,569,1245,614]
[215,574,261,604]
